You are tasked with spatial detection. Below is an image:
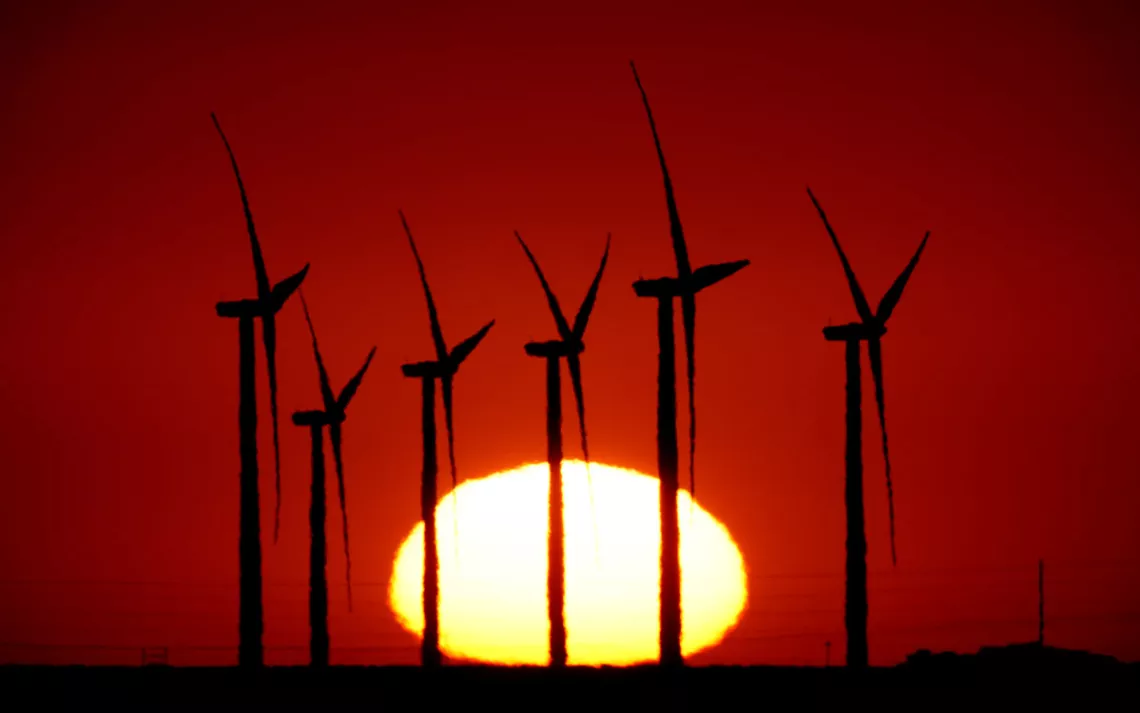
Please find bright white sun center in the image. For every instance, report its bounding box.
[388,461,748,665]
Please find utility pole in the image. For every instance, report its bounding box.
[1038,559,1045,646]
[825,640,832,668]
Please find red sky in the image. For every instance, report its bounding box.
[2,0,1139,666]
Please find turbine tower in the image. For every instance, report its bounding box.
[515,230,610,667]
[212,113,309,670]
[808,186,930,669]
[629,62,750,667]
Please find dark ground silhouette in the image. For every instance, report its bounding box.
[808,187,930,669]
[3,654,1134,709]
[211,113,309,670]
[516,230,610,666]
[292,291,376,667]
[629,61,750,667]
[399,211,495,667]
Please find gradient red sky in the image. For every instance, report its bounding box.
[2,0,1139,666]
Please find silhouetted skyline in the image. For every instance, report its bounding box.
[3,1,1140,670]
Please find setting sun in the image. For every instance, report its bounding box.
[388,461,748,665]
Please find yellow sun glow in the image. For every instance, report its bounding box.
[388,461,748,665]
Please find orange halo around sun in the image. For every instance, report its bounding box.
[388,461,749,666]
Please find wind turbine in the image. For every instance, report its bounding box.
[807,186,930,669]
[399,210,495,668]
[212,112,309,670]
[515,230,610,667]
[628,61,750,667]
[292,290,375,668]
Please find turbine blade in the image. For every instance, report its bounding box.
[271,264,309,312]
[263,312,283,545]
[330,422,353,612]
[515,231,572,339]
[566,354,592,472]
[876,231,931,323]
[868,337,897,567]
[572,233,611,340]
[689,260,749,293]
[400,210,448,361]
[337,347,377,411]
[448,320,495,367]
[567,354,601,555]
[441,373,461,559]
[441,375,458,496]
[211,113,271,299]
[806,187,874,323]
[681,292,697,502]
[299,290,336,412]
[630,61,692,278]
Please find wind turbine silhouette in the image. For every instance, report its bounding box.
[292,290,375,668]
[211,112,308,670]
[399,210,495,668]
[629,61,750,667]
[515,230,610,667]
[808,186,930,669]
